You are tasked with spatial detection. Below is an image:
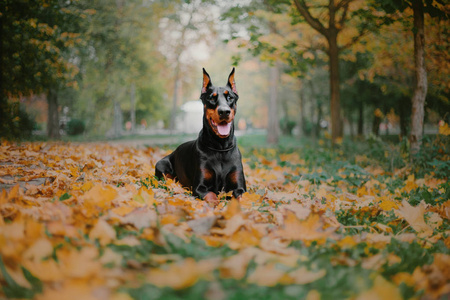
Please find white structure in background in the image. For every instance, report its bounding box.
[176,100,203,133]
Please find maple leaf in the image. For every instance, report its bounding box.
[146,258,219,289]
[288,266,326,284]
[247,263,287,286]
[395,200,433,237]
[277,211,336,241]
[89,219,116,245]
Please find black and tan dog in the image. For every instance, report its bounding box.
[155,68,246,205]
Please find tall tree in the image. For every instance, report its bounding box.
[410,0,427,155]
[370,0,448,156]
[292,0,378,143]
[1,0,85,138]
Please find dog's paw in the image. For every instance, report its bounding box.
[204,192,219,207]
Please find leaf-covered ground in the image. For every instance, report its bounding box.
[0,138,449,299]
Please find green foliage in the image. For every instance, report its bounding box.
[407,182,450,206]
[279,118,296,135]
[412,135,450,178]
[0,101,36,140]
[66,118,85,136]
[382,239,434,276]
[125,281,210,300]
[0,256,42,299]
[1,0,86,97]
[109,233,237,267]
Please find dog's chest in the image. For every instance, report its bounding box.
[203,153,235,182]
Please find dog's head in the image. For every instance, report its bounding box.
[200,68,239,138]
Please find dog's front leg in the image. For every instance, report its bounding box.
[155,155,175,180]
[225,169,246,199]
[194,179,219,207]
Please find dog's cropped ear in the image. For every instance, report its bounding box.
[202,68,212,94]
[227,67,238,95]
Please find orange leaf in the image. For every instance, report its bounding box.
[82,184,117,209]
[89,219,116,246]
[277,211,334,241]
[247,263,286,286]
[222,198,241,219]
[147,258,216,289]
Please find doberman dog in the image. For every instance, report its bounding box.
[155,68,246,206]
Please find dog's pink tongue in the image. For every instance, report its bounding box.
[217,122,231,136]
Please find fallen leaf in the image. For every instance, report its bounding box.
[289,266,326,284]
[277,211,334,241]
[89,219,116,246]
[395,200,433,236]
[356,275,402,300]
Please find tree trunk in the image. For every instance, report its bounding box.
[409,0,428,156]
[47,88,60,139]
[298,88,305,137]
[267,64,280,144]
[328,30,342,143]
[113,100,122,138]
[358,100,364,136]
[399,96,409,138]
[316,101,323,137]
[130,83,136,133]
[372,114,381,136]
[169,63,180,133]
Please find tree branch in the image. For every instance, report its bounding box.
[336,0,353,10]
[340,28,369,50]
[338,2,350,29]
[292,0,328,37]
[340,17,390,50]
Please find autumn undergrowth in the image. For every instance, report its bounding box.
[0,134,449,299]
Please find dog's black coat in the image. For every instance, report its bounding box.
[155,68,246,200]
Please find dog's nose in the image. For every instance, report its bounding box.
[218,107,231,118]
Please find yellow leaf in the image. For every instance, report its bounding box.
[210,214,246,236]
[147,258,211,289]
[402,174,418,193]
[222,198,242,220]
[110,206,135,217]
[438,121,450,135]
[59,247,101,279]
[160,214,180,225]
[89,219,116,246]
[220,251,253,280]
[82,184,117,209]
[81,181,94,192]
[378,198,399,211]
[247,263,286,286]
[23,238,53,262]
[337,235,357,249]
[395,200,433,236]
[277,211,334,241]
[239,192,262,209]
[23,259,62,281]
[356,275,402,300]
[289,267,326,284]
[305,290,321,300]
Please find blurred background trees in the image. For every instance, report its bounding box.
[1,0,448,155]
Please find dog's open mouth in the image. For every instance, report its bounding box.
[210,119,232,137]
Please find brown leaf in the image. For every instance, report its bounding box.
[187,216,217,235]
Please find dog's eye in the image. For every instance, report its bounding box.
[226,95,234,102]
[208,96,217,105]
